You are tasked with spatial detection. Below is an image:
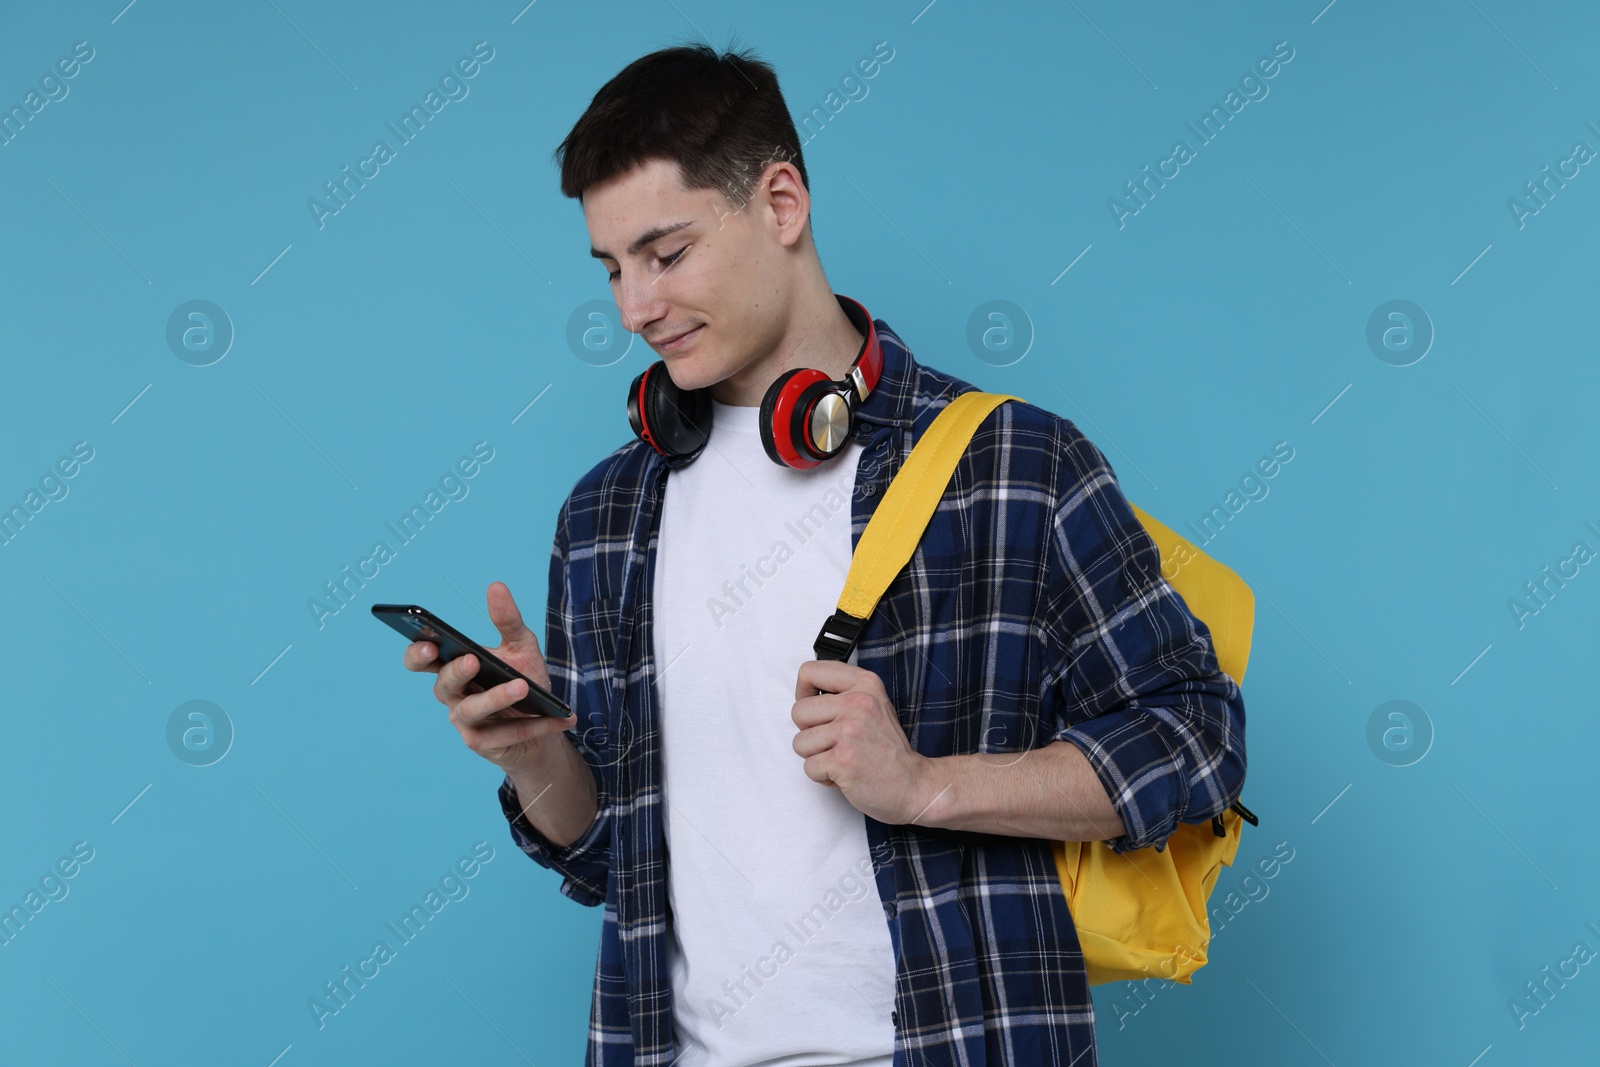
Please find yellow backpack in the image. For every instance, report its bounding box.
[1050,498,1256,985]
[811,391,1257,988]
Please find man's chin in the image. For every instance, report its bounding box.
[660,357,717,393]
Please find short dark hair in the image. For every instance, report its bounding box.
[554,41,808,218]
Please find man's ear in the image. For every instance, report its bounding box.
[760,161,810,248]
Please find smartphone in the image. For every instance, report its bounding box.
[371,603,570,719]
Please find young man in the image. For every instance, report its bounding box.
[404,44,1246,1066]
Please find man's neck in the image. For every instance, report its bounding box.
[710,288,865,406]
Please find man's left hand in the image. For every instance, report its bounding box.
[792,659,936,826]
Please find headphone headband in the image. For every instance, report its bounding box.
[835,294,883,402]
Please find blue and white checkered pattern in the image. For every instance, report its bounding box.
[499,307,1247,1065]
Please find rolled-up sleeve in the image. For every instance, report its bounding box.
[1043,425,1247,854]
[495,496,613,906]
[498,770,612,906]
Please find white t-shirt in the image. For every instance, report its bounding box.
[652,396,897,1066]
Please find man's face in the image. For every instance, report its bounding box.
[584,157,795,400]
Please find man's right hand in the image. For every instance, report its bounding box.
[403,580,578,772]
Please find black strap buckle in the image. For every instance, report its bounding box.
[813,610,866,661]
[1232,799,1258,826]
[1212,799,1260,837]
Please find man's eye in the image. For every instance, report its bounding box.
[608,247,686,283]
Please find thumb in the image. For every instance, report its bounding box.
[486,581,536,652]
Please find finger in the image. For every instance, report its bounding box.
[794,658,864,701]
[791,722,837,760]
[432,653,477,705]
[486,581,536,652]
[800,752,836,786]
[404,641,441,673]
[466,710,577,755]
[791,692,847,730]
[457,674,537,725]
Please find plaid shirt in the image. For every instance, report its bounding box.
[499,304,1247,1065]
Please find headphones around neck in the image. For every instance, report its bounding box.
[626,294,883,470]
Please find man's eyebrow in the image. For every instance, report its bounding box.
[590,219,695,261]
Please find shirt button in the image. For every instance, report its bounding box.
[862,482,877,497]
[890,1009,900,1028]
[883,900,897,918]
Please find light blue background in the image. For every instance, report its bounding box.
[2,1,1596,1063]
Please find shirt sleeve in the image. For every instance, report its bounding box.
[1042,422,1247,854]
[495,495,613,906]
[498,770,612,907]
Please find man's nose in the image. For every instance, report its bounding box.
[615,274,664,335]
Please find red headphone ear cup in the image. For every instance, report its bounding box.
[763,368,839,469]
[759,367,812,467]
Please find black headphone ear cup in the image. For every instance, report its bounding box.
[634,362,712,460]
[759,367,809,467]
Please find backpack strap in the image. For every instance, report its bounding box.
[813,391,1023,661]
[815,389,1262,838]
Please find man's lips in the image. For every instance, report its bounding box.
[652,324,703,351]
